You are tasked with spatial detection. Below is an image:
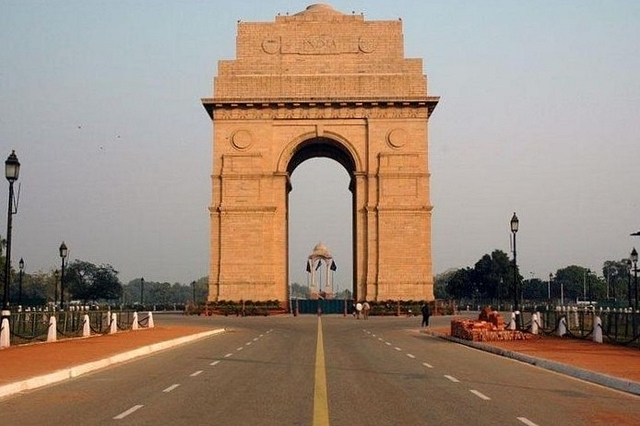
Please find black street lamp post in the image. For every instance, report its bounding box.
[631,248,638,312]
[140,277,144,306]
[54,270,58,309]
[18,258,24,306]
[627,260,633,309]
[192,281,196,306]
[2,150,20,319]
[59,242,68,310]
[587,269,592,304]
[510,212,519,328]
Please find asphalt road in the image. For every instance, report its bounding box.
[2,314,639,425]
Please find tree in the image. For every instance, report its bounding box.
[290,282,310,299]
[445,268,473,300]
[602,259,633,303]
[471,250,514,301]
[66,260,122,303]
[434,269,457,299]
[150,282,171,305]
[554,265,598,303]
[193,277,209,303]
[522,278,544,301]
[19,271,50,306]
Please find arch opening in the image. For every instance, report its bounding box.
[287,137,356,180]
[287,137,356,303]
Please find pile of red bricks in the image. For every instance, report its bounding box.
[450,309,531,342]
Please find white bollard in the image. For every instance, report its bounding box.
[132,312,139,330]
[531,313,539,335]
[109,313,118,334]
[47,316,57,342]
[536,311,543,329]
[82,314,90,337]
[557,316,567,336]
[508,312,516,330]
[593,316,603,343]
[147,312,154,328]
[572,307,579,329]
[0,317,10,348]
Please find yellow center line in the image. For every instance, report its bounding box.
[313,316,330,426]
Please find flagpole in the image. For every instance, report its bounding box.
[306,259,311,295]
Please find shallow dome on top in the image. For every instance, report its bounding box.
[294,4,345,17]
[311,242,332,258]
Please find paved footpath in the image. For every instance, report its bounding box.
[0,323,639,400]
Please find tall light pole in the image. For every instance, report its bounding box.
[548,273,552,301]
[628,260,633,309]
[59,242,68,310]
[54,270,59,309]
[191,280,196,306]
[631,248,638,312]
[18,258,24,306]
[3,150,20,319]
[510,212,519,328]
[140,277,144,306]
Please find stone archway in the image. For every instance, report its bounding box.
[202,4,439,305]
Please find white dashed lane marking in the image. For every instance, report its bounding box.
[406,353,415,359]
[210,360,220,366]
[422,362,433,369]
[113,405,143,420]
[470,389,491,400]
[444,375,460,383]
[162,384,180,393]
[517,417,539,426]
[224,353,233,358]
[190,370,203,377]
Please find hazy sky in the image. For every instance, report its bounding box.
[1,1,639,292]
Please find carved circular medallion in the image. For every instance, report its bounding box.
[358,36,376,53]
[231,129,253,150]
[387,128,408,149]
[262,37,281,54]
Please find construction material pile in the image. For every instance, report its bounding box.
[450,307,530,342]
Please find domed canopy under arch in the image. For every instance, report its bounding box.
[307,242,337,300]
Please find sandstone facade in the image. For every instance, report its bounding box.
[202,4,439,303]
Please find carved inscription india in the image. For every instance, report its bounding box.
[262,35,376,54]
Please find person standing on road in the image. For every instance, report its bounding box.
[421,302,431,327]
[362,301,370,320]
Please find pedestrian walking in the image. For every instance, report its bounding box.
[421,302,431,327]
[362,301,370,319]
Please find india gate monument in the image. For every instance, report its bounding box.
[202,4,439,304]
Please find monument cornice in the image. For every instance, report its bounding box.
[201,96,440,119]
